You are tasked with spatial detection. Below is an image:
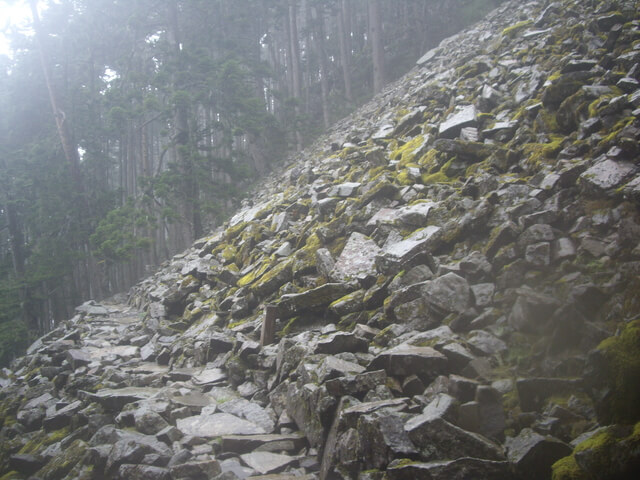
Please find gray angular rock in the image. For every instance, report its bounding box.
[315,331,369,355]
[278,283,356,319]
[118,464,172,480]
[368,344,448,381]
[88,387,163,412]
[357,409,418,470]
[328,182,361,197]
[439,105,477,139]
[286,382,334,449]
[169,459,222,479]
[216,398,275,434]
[9,454,46,476]
[471,283,495,308]
[106,437,170,476]
[505,428,572,480]
[330,232,381,282]
[376,226,441,274]
[240,451,297,475]
[525,242,551,266]
[43,400,82,431]
[387,457,513,480]
[221,433,306,454]
[316,355,365,384]
[421,272,472,316]
[176,413,266,437]
[405,414,504,461]
[66,349,92,369]
[325,369,386,397]
[508,287,560,333]
[580,157,636,193]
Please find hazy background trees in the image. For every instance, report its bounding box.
[0,0,503,364]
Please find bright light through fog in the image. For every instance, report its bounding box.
[0,0,46,58]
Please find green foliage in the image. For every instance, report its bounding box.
[0,319,28,367]
[90,201,153,263]
[591,319,640,424]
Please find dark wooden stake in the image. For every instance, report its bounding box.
[261,304,278,346]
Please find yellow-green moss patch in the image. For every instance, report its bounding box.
[502,20,533,38]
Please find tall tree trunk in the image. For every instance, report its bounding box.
[0,188,32,329]
[338,0,353,103]
[29,0,85,198]
[368,0,385,95]
[168,0,203,241]
[288,0,303,149]
[312,5,330,129]
[289,0,303,101]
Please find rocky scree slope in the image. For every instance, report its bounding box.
[2,0,640,479]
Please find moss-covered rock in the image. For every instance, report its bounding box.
[585,319,640,425]
[552,423,640,480]
[250,259,293,298]
[36,439,87,480]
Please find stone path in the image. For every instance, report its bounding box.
[2,300,314,480]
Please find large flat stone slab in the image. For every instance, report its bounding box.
[192,367,227,386]
[240,451,297,475]
[439,105,477,138]
[278,283,356,319]
[87,387,163,411]
[176,413,266,437]
[221,433,307,454]
[376,226,441,273]
[580,157,636,193]
[330,232,381,281]
[368,344,448,380]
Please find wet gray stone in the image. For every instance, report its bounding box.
[176,413,266,437]
[240,451,297,475]
[405,414,504,461]
[506,428,572,480]
[330,232,381,282]
[580,157,636,193]
[368,344,448,381]
[439,105,477,139]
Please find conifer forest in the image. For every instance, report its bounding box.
[0,0,501,363]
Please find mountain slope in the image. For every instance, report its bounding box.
[2,0,640,479]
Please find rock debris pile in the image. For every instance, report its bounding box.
[2,0,640,479]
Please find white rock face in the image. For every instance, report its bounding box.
[439,105,477,138]
[580,157,636,192]
[331,232,381,281]
[177,413,266,437]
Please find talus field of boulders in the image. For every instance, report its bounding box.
[1,0,640,479]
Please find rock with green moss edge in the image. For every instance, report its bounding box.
[439,105,477,139]
[579,157,637,195]
[278,283,357,319]
[505,428,572,480]
[35,439,88,480]
[552,423,640,480]
[285,382,335,450]
[433,138,494,163]
[391,134,432,165]
[406,413,505,461]
[542,71,598,108]
[120,464,172,480]
[584,318,640,425]
[367,344,448,382]
[357,409,419,471]
[249,260,293,299]
[329,290,366,317]
[376,226,441,275]
[386,457,513,480]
